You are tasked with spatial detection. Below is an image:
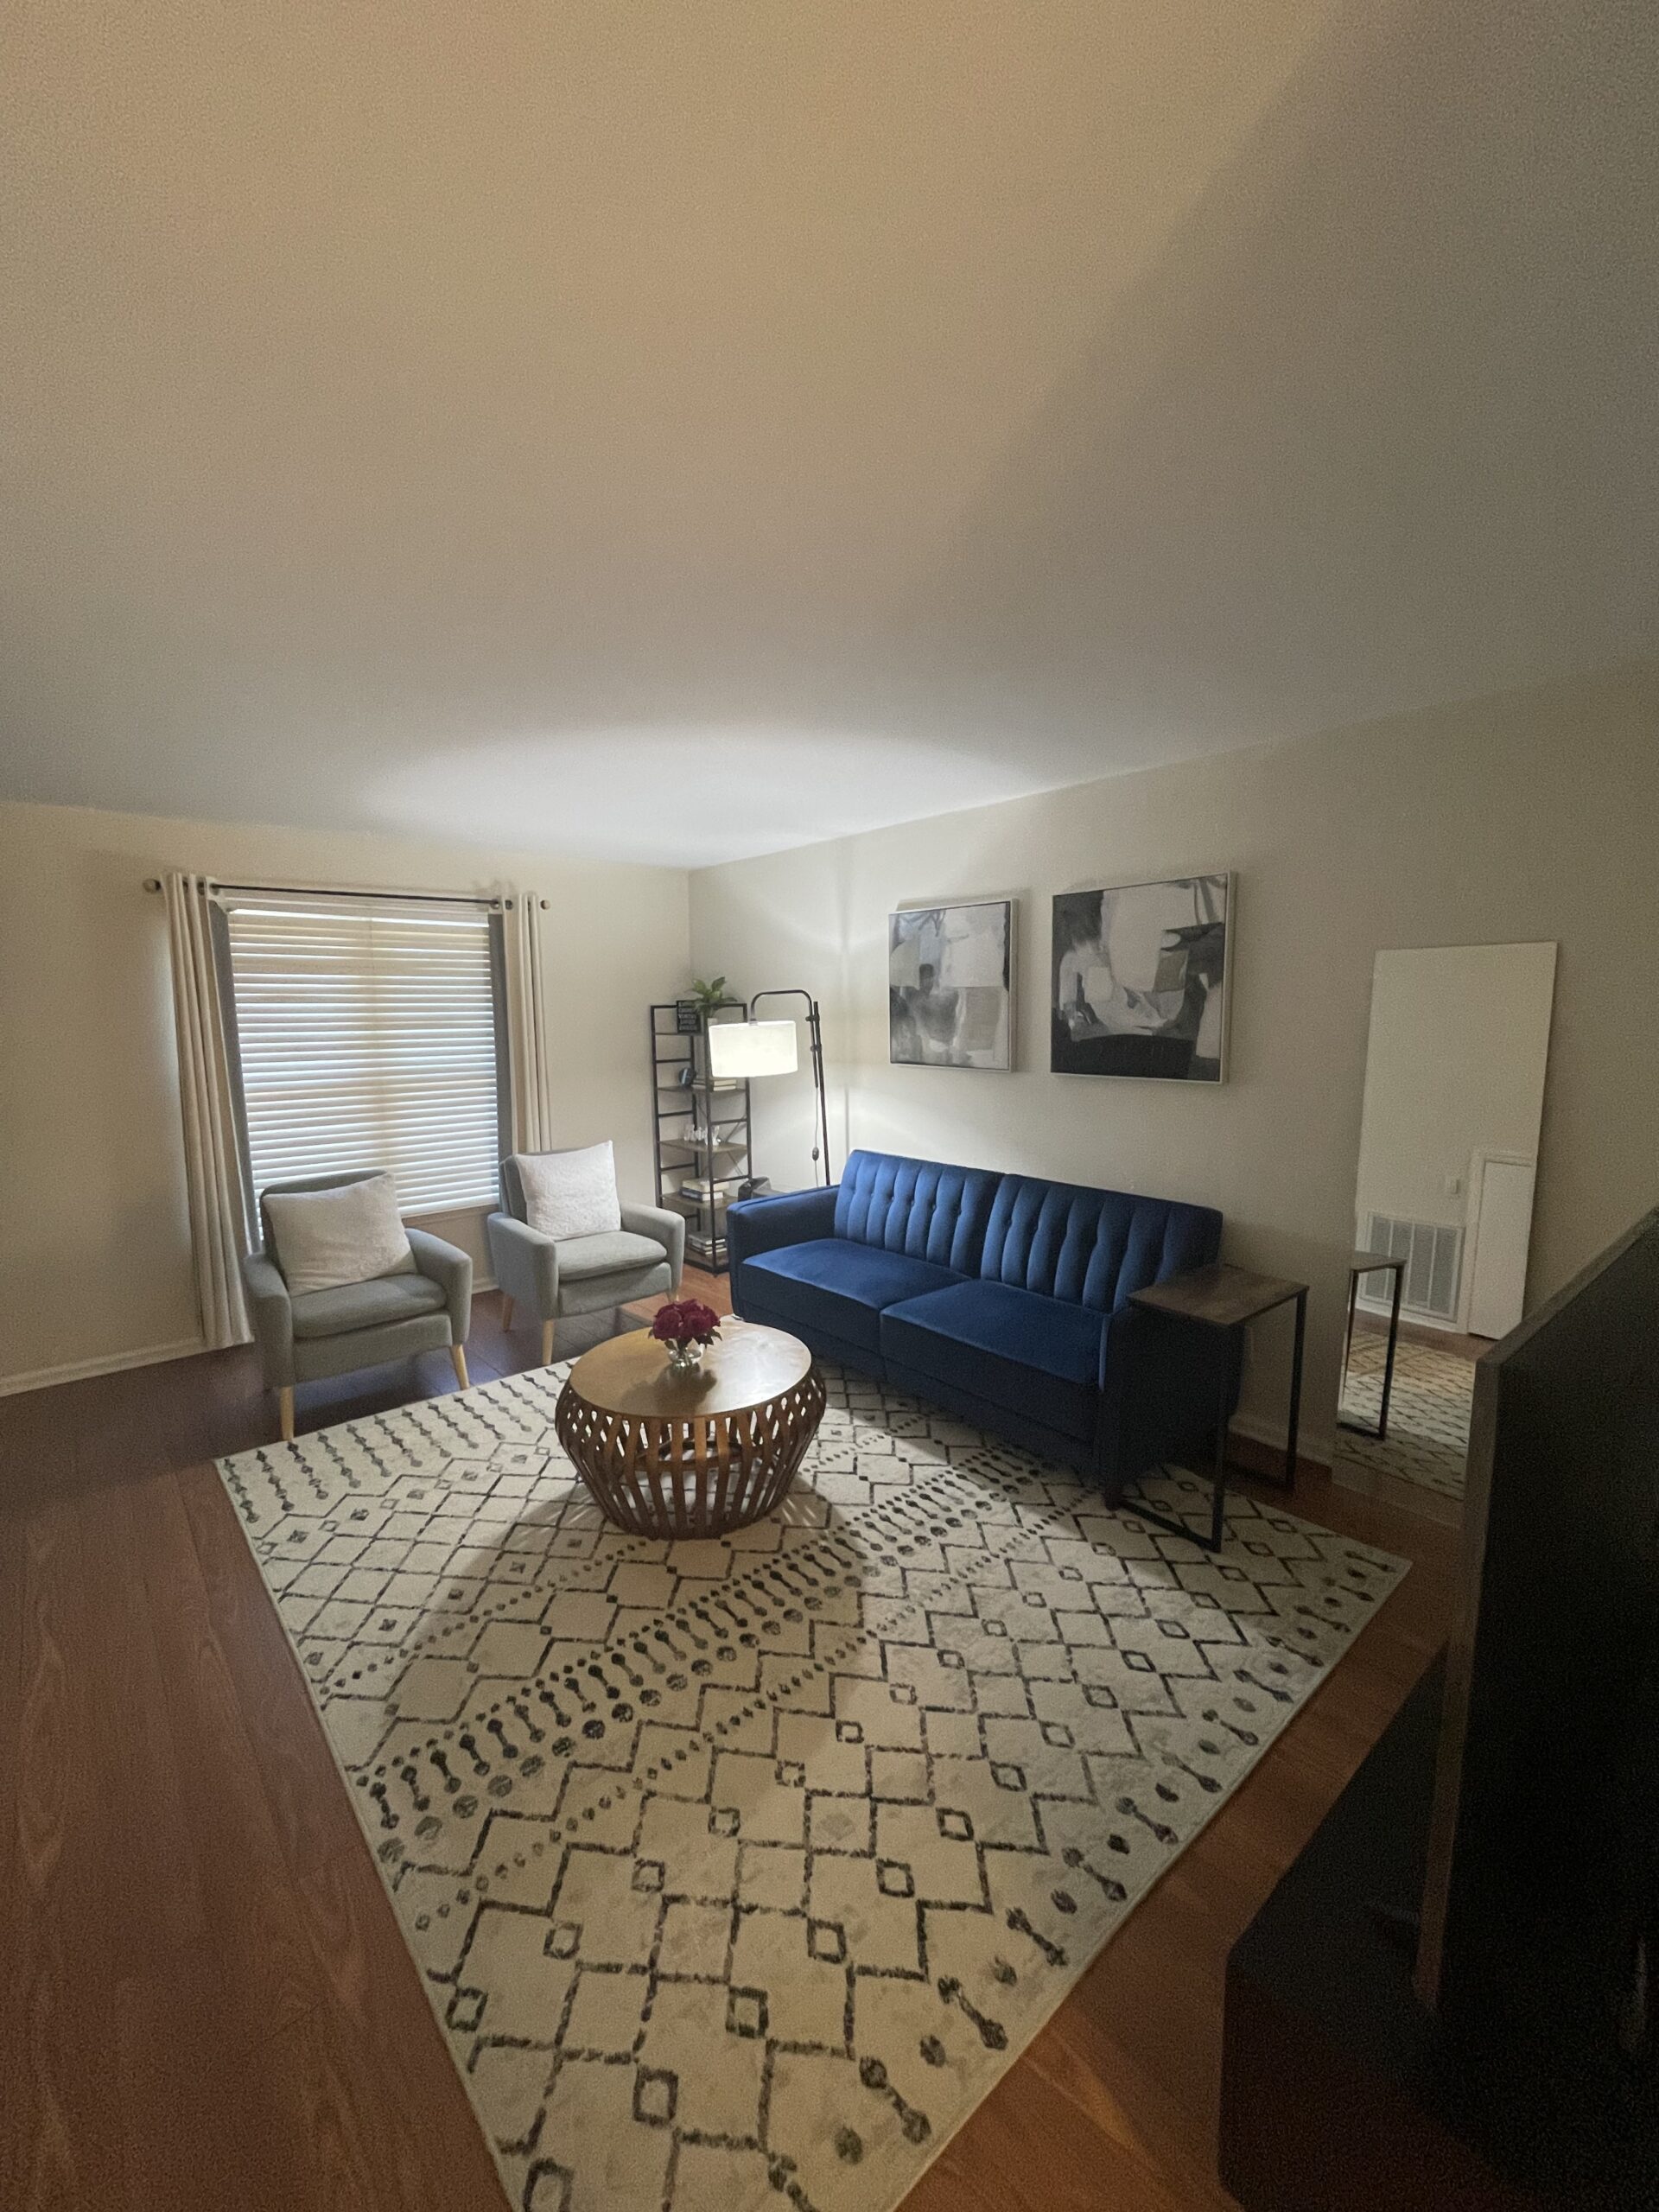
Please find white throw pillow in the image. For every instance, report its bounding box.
[516,1142,623,1240]
[264,1173,416,1296]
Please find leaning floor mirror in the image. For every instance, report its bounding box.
[1334,942,1557,1520]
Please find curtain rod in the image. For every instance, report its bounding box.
[141,877,549,909]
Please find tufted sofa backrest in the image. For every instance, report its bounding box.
[979,1175,1222,1311]
[834,1150,1000,1274]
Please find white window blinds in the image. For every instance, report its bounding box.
[222,894,503,1212]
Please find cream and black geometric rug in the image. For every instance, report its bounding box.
[219,1364,1407,2212]
[1338,1335,1476,1500]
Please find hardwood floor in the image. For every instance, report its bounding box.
[1350,1309,1491,1363]
[1,1281,1456,2212]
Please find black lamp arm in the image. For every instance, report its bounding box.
[746,987,833,1188]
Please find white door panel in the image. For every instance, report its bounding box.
[1467,1155,1535,1339]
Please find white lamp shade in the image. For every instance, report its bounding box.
[707,1018,799,1077]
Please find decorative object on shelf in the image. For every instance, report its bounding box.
[1051,873,1231,1081]
[672,999,702,1035]
[649,1295,723,1375]
[708,987,834,1185]
[889,899,1014,1070]
[688,976,728,1014]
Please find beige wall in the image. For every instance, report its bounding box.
[1354,942,1555,1231]
[0,802,689,1388]
[689,664,1659,1459]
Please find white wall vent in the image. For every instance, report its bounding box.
[1362,1212,1464,1323]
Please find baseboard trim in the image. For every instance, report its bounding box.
[0,1337,207,1398]
[2,1278,503,1400]
[1228,1408,1334,1483]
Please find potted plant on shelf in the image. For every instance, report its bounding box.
[650,1298,723,1376]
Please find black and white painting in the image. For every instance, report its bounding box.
[1051,874,1230,1081]
[889,899,1014,1070]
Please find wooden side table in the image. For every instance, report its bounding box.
[554,1319,826,1536]
[1338,1249,1406,1440]
[1128,1262,1309,1552]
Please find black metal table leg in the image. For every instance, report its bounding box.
[1127,1325,1239,1555]
[1338,1259,1404,1441]
[1123,1265,1313,1556]
[1377,1267,1403,1441]
[1128,1473,1228,1556]
[1280,1288,1306,1491]
[1208,1354,1231,1550]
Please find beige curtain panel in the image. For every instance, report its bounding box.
[163,871,252,1347]
[502,890,555,1153]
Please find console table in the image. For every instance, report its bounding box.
[1127,1262,1307,1551]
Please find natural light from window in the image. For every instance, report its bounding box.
[224,898,502,1213]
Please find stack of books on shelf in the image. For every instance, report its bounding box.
[678,1173,772,1208]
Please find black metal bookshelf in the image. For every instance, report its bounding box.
[648,999,754,1274]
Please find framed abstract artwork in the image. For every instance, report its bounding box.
[1050,874,1231,1081]
[889,899,1014,1071]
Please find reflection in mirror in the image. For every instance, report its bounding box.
[1335,943,1557,1518]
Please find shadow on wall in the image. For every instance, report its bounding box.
[890,0,1659,759]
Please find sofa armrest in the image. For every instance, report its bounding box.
[486,1211,561,1316]
[620,1201,686,1289]
[727,1185,839,1322]
[407,1227,474,1343]
[728,1186,838,1267]
[240,1248,295,1388]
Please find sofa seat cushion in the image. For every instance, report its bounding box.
[556,1230,669,1281]
[880,1279,1106,1440]
[741,1242,962,1353]
[290,1270,448,1340]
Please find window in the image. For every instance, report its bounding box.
[221,893,505,1212]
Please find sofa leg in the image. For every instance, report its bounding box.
[450,1344,470,1390]
[499,1294,514,1331]
[541,1319,556,1365]
[277,1385,295,1443]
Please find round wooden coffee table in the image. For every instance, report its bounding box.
[553,1319,827,1536]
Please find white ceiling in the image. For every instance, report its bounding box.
[3,0,1656,868]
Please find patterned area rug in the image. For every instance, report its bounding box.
[1338,1335,1475,1499]
[219,1364,1408,2212]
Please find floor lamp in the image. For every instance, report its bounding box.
[705,988,833,1188]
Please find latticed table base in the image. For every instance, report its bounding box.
[555,1365,827,1535]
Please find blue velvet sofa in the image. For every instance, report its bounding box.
[727,1148,1233,1498]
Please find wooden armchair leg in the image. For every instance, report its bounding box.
[278,1385,295,1443]
[541,1319,556,1365]
[499,1294,514,1331]
[450,1344,470,1389]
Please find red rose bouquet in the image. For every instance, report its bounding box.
[650,1299,722,1372]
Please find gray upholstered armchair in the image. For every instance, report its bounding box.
[241,1170,474,1441]
[486,1152,685,1363]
